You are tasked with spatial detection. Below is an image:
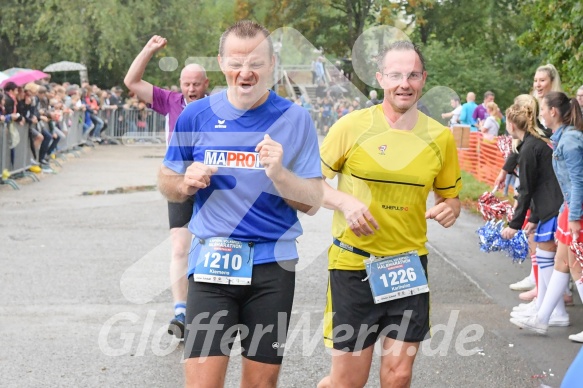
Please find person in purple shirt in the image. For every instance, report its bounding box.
[473,90,495,125]
[124,35,209,339]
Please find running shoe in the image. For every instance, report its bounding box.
[168,313,185,339]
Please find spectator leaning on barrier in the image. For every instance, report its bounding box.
[124,34,209,340]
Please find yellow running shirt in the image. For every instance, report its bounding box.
[321,104,462,270]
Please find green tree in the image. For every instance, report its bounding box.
[519,0,583,93]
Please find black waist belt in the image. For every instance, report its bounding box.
[333,238,370,258]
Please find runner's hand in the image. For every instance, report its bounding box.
[256,134,283,179]
[182,162,217,195]
[425,202,457,228]
[340,195,379,237]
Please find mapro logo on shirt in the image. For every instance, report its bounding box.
[204,150,265,169]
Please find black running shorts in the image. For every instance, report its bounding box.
[167,198,194,229]
[184,260,297,364]
[324,255,430,352]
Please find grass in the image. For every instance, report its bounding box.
[460,171,493,202]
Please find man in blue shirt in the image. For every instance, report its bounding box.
[459,91,478,131]
[158,20,323,388]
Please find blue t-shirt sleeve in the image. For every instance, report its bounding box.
[290,109,322,179]
[163,111,194,173]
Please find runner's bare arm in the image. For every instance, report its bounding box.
[256,134,322,215]
[274,174,322,215]
[321,180,379,237]
[158,164,217,203]
[425,192,460,228]
[124,35,168,104]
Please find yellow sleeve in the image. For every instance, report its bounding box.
[319,113,356,179]
[433,129,463,198]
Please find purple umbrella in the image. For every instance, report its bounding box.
[0,70,50,88]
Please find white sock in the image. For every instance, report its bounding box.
[537,270,569,323]
[535,248,556,310]
[576,279,583,302]
[528,261,535,282]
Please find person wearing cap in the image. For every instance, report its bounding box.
[124,35,210,339]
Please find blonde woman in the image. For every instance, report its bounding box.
[496,66,563,295]
[478,101,501,139]
[500,100,564,327]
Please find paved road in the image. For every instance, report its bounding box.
[1,144,580,387]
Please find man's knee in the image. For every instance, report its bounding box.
[170,229,191,259]
[380,363,413,387]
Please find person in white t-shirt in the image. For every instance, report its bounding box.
[441,97,462,125]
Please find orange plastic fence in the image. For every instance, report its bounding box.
[457,132,505,189]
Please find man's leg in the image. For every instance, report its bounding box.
[167,199,194,338]
[241,358,282,388]
[318,346,374,388]
[239,261,297,388]
[170,227,190,305]
[379,338,419,388]
[185,356,229,388]
[183,278,241,387]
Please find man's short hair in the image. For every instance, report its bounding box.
[376,40,425,72]
[3,82,18,92]
[484,91,495,99]
[219,20,273,57]
[452,97,460,103]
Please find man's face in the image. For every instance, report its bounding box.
[577,90,583,109]
[375,49,426,114]
[180,70,209,104]
[218,33,274,110]
[485,95,495,104]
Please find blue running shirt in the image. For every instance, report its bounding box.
[164,90,321,274]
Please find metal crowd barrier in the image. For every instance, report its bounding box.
[58,111,86,156]
[0,121,39,189]
[0,123,19,189]
[102,108,165,144]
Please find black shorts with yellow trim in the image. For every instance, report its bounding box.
[323,255,430,352]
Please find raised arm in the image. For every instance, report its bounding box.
[124,35,168,104]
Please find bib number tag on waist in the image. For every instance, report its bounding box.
[364,251,428,304]
[193,237,253,285]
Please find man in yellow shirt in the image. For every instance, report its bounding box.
[318,41,462,388]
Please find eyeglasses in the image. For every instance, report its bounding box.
[382,72,424,82]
